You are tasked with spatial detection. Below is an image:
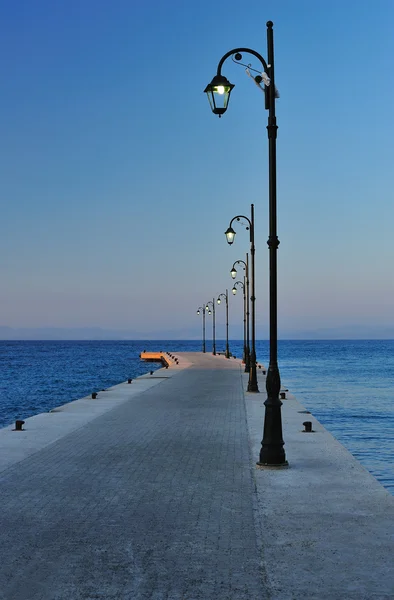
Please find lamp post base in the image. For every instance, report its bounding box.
[256,460,289,469]
[258,448,288,466]
[259,366,287,464]
[247,379,259,392]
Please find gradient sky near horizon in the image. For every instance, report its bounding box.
[0,0,393,338]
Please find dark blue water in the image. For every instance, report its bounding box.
[0,340,393,494]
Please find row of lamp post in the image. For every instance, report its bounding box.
[216,290,230,358]
[196,291,229,358]
[205,300,216,356]
[196,306,206,353]
[195,204,256,378]
[203,21,288,466]
[231,256,250,372]
[225,203,258,393]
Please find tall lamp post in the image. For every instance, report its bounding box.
[232,279,247,367]
[217,290,230,358]
[196,306,206,353]
[231,255,250,373]
[205,21,287,466]
[225,204,258,393]
[205,300,216,355]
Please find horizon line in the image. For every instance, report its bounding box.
[1,338,394,342]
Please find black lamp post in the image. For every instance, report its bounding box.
[205,299,216,355]
[205,21,287,465]
[232,279,247,367]
[225,204,258,393]
[231,254,250,373]
[196,306,206,353]
[217,290,230,358]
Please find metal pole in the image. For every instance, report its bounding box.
[258,21,287,465]
[212,297,216,355]
[203,307,206,353]
[225,289,230,358]
[245,253,250,373]
[247,203,259,392]
[242,276,247,364]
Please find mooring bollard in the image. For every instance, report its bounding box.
[150,371,153,375]
[280,392,286,399]
[13,420,25,431]
[127,378,132,384]
[303,421,313,433]
[91,392,97,399]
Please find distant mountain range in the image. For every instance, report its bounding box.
[1,325,394,340]
[285,325,394,340]
[0,326,143,341]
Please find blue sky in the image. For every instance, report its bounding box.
[0,0,393,338]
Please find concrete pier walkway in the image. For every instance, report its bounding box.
[0,352,393,599]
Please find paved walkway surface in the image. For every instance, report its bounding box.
[1,351,393,600]
[0,353,267,600]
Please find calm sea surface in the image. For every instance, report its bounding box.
[0,339,393,494]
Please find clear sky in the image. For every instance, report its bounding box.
[0,0,393,339]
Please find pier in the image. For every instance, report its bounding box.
[0,352,393,599]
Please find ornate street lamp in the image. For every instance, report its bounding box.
[225,204,258,393]
[205,300,216,355]
[204,75,235,117]
[217,290,230,358]
[230,255,250,373]
[206,21,287,466]
[196,306,206,353]
[232,279,247,368]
